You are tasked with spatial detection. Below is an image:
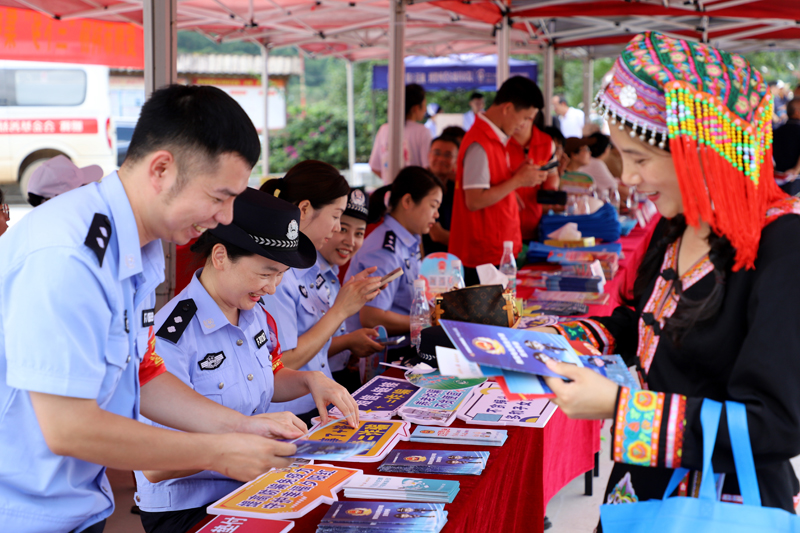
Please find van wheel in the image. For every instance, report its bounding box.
[19,158,52,198]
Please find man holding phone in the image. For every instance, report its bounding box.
[449,76,548,286]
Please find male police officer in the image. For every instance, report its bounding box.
[0,85,300,533]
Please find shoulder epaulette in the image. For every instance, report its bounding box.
[156,299,197,344]
[84,213,112,267]
[382,230,397,253]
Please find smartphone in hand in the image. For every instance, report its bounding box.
[379,267,403,289]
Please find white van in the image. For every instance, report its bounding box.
[0,60,116,195]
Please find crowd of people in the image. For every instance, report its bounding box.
[1,30,800,533]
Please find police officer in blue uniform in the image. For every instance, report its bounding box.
[345,167,443,360]
[261,162,383,423]
[0,85,298,533]
[320,189,385,391]
[135,188,359,533]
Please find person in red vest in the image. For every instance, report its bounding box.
[508,117,561,243]
[449,76,548,286]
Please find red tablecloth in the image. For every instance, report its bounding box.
[189,367,601,533]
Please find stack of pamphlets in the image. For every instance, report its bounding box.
[378,450,490,476]
[547,249,620,280]
[543,274,604,293]
[288,439,374,460]
[316,502,447,533]
[344,474,459,503]
[409,426,508,446]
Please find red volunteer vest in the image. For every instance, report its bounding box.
[508,126,554,241]
[449,115,520,268]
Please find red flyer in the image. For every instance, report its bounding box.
[196,514,294,532]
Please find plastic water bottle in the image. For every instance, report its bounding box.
[499,241,517,300]
[450,259,466,289]
[610,183,621,213]
[410,279,431,352]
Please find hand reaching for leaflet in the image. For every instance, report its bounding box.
[209,433,297,482]
[236,411,307,440]
[304,371,360,429]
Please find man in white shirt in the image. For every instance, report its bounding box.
[553,94,585,139]
[462,92,485,131]
[369,84,432,184]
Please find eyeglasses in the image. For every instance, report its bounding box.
[1,204,9,221]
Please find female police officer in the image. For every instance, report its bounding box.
[261,162,383,423]
[345,166,443,360]
[134,188,359,533]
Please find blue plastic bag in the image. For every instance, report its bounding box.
[601,400,800,533]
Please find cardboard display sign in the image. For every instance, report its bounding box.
[305,419,411,463]
[457,382,557,428]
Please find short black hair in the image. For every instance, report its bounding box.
[260,160,350,209]
[493,76,544,110]
[588,132,611,158]
[125,84,261,170]
[369,167,444,221]
[431,135,460,149]
[543,126,565,145]
[405,84,426,118]
[469,92,484,101]
[554,94,568,105]
[441,126,466,142]
[787,98,800,119]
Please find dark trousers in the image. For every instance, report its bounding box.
[140,504,211,533]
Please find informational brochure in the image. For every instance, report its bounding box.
[579,354,642,390]
[378,450,490,476]
[207,464,360,520]
[403,369,486,390]
[457,382,557,428]
[289,439,374,461]
[317,501,447,532]
[328,376,418,420]
[410,426,507,446]
[397,386,475,427]
[304,419,411,463]
[343,474,459,503]
[440,320,582,379]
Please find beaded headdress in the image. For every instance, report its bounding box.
[594,32,786,270]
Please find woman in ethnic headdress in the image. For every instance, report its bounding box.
[540,32,800,515]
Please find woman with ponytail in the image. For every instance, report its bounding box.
[537,32,800,517]
[260,161,382,423]
[345,166,443,357]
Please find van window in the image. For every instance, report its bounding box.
[0,69,87,106]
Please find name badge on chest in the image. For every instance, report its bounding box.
[254,330,267,349]
[142,308,155,328]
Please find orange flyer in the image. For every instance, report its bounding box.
[206,464,361,520]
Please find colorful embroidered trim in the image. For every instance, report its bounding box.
[637,240,714,374]
[614,388,665,467]
[553,319,616,355]
[664,394,686,469]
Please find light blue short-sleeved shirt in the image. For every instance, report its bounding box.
[0,173,164,533]
[344,215,420,340]
[134,270,279,512]
[265,252,341,415]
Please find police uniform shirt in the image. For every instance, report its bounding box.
[344,215,420,337]
[0,172,164,533]
[317,251,352,373]
[134,269,278,512]
[265,253,338,415]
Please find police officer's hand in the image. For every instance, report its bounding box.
[211,433,297,482]
[512,161,548,188]
[347,328,384,358]
[304,371,360,429]
[238,411,307,440]
[350,266,378,281]
[334,275,383,318]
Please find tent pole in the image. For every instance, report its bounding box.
[144,0,178,311]
[543,42,555,127]
[582,53,593,126]
[261,44,270,180]
[346,59,357,185]
[497,14,510,88]
[387,0,406,185]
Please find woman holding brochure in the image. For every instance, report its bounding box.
[134,189,360,533]
[538,32,800,518]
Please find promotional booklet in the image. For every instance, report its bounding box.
[343,474,459,503]
[289,439,374,461]
[440,320,583,379]
[410,426,508,446]
[378,450,490,476]
[403,369,486,390]
[579,354,642,390]
[196,515,294,532]
[304,419,411,463]
[327,376,418,420]
[316,501,447,533]
[457,382,557,427]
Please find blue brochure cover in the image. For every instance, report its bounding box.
[289,439,373,460]
[440,320,582,378]
[579,355,641,390]
[378,449,489,476]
